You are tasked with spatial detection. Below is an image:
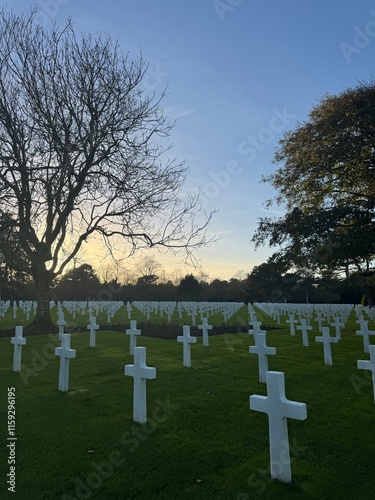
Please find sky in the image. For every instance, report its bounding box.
[7,0,375,280]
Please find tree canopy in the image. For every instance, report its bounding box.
[177,273,203,300]
[253,80,375,293]
[0,9,213,330]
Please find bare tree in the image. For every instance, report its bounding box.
[0,9,213,331]
[168,267,184,286]
[133,256,163,281]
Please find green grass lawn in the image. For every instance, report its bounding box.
[1,306,375,499]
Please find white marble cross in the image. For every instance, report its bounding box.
[57,311,67,340]
[355,313,365,326]
[248,321,264,337]
[249,311,258,323]
[198,317,212,347]
[249,333,276,383]
[330,316,344,340]
[296,319,312,347]
[125,346,156,424]
[13,301,18,320]
[177,325,197,367]
[356,321,375,353]
[357,345,375,403]
[11,326,26,372]
[250,371,307,483]
[126,301,132,319]
[55,334,76,392]
[314,312,323,332]
[126,320,141,355]
[87,316,99,347]
[315,327,338,366]
[286,314,298,336]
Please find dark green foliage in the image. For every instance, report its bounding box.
[177,274,203,300]
[255,80,375,279]
[54,264,101,301]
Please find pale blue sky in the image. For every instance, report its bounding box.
[8,1,375,279]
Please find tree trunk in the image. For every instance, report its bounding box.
[27,261,56,334]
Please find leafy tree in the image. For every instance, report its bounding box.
[54,264,101,300]
[0,9,213,331]
[204,278,246,302]
[178,274,202,300]
[254,80,375,280]
[245,260,314,303]
[245,261,287,303]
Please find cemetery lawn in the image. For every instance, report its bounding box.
[1,310,375,499]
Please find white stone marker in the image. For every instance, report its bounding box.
[250,371,307,483]
[57,311,67,340]
[55,334,76,392]
[126,301,132,320]
[198,317,212,346]
[315,327,338,366]
[126,320,141,355]
[125,346,156,424]
[177,325,197,368]
[13,301,18,320]
[286,314,298,336]
[357,345,375,403]
[248,320,264,337]
[87,316,99,347]
[330,316,344,340]
[249,332,276,383]
[315,312,323,332]
[356,321,375,354]
[11,326,26,372]
[296,319,312,347]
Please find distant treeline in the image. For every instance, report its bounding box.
[0,262,371,305]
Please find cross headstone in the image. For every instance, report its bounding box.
[55,334,76,392]
[249,311,258,323]
[177,302,183,320]
[296,319,312,347]
[125,346,156,424]
[107,309,112,324]
[25,303,31,321]
[248,320,264,337]
[57,311,67,340]
[315,312,323,332]
[126,301,132,320]
[330,316,344,340]
[250,371,307,483]
[198,317,212,347]
[356,313,365,326]
[356,321,375,353]
[357,345,375,403]
[126,320,141,355]
[11,326,26,372]
[177,325,197,367]
[87,316,99,347]
[315,327,338,366]
[249,332,276,383]
[13,301,18,320]
[286,314,298,336]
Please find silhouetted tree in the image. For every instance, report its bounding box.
[0,9,213,331]
[54,264,101,300]
[178,274,202,300]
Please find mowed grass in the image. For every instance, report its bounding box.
[0,306,375,499]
